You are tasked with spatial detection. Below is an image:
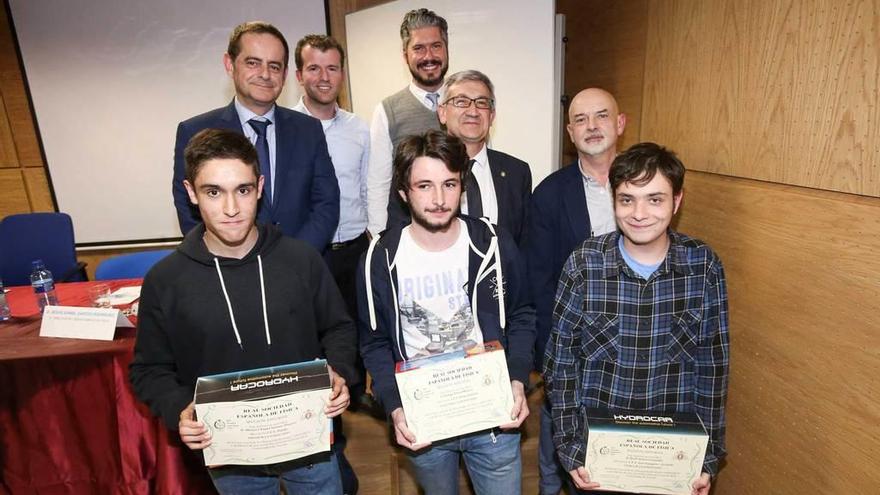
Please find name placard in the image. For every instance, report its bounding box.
[39,305,134,341]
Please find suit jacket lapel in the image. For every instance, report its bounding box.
[220,101,243,132]
[487,150,509,227]
[267,108,289,217]
[562,161,589,239]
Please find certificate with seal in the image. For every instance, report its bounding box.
[395,341,514,444]
[194,360,331,466]
[584,409,709,495]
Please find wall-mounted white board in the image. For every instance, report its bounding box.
[345,0,561,188]
[8,0,326,244]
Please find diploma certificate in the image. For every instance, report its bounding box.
[395,341,514,444]
[584,409,709,495]
[194,360,331,466]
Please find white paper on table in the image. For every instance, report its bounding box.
[39,305,134,341]
[108,286,142,305]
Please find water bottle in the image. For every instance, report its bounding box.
[0,279,11,321]
[30,259,59,313]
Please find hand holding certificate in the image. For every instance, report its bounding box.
[394,341,516,445]
[193,360,334,466]
[583,409,709,495]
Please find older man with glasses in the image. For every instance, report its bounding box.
[436,70,532,246]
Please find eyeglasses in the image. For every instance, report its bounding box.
[444,95,495,110]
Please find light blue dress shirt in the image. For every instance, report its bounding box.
[294,98,370,243]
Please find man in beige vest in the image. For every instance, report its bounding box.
[366,8,449,235]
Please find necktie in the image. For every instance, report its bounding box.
[465,159,483,218]
[426,92,440,111]
[248,118,272,204]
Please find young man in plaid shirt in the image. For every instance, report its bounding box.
[544,142,729,495]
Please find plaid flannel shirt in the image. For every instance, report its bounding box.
[544,231,729,476]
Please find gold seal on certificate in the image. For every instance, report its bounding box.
[395,341,514,444]
[194,360,332,466]
[584,409,709,495]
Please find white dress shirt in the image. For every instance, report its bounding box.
[293,98,370,243]
[580,162,617,236]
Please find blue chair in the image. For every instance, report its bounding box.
[0,212,87,286]
[95,250,173,280]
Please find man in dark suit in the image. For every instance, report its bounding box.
[432,69,531,245]
[528,87,626,495]
[172,21,339,253]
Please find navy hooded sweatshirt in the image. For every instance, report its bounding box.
[357,215,535,416]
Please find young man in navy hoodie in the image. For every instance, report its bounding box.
[357,130,535,494]
[130,129,357,494]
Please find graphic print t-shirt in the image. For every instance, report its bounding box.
[395,220,482,358]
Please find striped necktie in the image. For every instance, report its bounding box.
[426,92,440,111]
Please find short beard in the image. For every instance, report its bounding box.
[580,138,614,157]
[409,61,449,89]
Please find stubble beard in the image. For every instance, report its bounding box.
[410,205,458,233]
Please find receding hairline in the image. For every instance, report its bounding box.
[569,88,619,119]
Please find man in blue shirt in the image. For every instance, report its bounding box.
[293,34,369,328]
[293,34,371,495]
[544,142,729,495]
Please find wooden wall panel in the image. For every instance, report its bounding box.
[0,5,42,169]
[677,171,880,493]
[556,0,880,492]
[21,166,53,212]
[0,168,31,216]
[0,0,52,218]
[0,3,16,73]
[557,0,648,162]
[0,70,42,168]
[0,89,16,167]
[642,0,880,198]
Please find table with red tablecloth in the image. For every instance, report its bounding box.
[0,281,214,494]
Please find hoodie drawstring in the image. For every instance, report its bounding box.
[257,255,271,346]
[478,218,506,329]
[213,255,271,349]
[364,234,382,331]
